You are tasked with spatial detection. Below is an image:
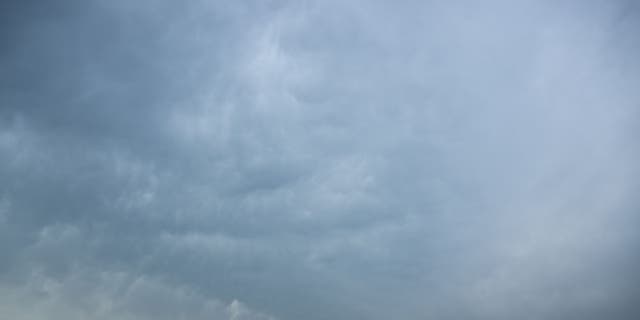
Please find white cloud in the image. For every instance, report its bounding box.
[0,269,276,320]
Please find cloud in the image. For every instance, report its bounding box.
[1,0,640,319]
[0,266,275,320]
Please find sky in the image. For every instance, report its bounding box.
[1,0,640,319]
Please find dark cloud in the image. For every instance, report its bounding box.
[1,0,640,319]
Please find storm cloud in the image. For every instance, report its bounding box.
[1,0,640,319]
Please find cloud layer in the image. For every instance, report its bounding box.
[2,1,640,319]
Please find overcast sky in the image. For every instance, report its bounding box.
[1,1,640,319]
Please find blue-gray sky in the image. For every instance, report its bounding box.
[1,1,640,319]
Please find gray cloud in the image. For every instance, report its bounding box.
[1,0,640,319]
